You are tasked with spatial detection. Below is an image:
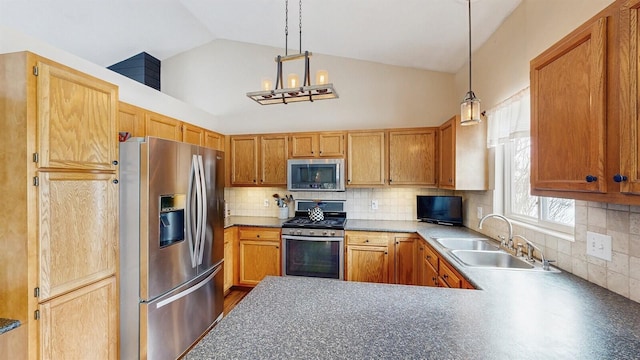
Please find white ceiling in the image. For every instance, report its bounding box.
[0,0,521,73]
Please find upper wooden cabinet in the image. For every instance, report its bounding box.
[347,131,386,186]
[531,15,608,194]
[205,130,224,151]
[260,135,289,185]
[230,135,259,185]
[37,61,117,171]
[388,128,437,186]
[118,101,145,138]
[145,111,183,142]
[438,115,488,190]
[229,134,289,186]
[182,123,205,146]
[530,0,640,205]
[290,132,345,158]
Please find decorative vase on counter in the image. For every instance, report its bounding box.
[278,207,289,219]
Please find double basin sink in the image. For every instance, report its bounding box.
[434,237,555,272]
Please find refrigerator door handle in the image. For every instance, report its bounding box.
[155,265,221,309]
[186,154,199,268]
[197,154,207,265]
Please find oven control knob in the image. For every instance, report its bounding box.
[296,230,302,235]
[309,230,315,235]
[331,231,336,236]
[323,231,328,236]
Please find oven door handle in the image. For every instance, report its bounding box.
[282,235,344,242]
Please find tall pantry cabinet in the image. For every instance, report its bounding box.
[0,52,118,359]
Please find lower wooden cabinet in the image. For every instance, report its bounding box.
[238,227,281,286]
[39,276,117,359]
[223,227,236,293]
[394,235,419,285]
[418,239,474,289]
[345,231,390,283]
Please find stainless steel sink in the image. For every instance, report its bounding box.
[434,238,501,251]
[450,250,535,269]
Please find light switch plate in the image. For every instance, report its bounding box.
[263,199,270,207]
[586,231,612,261]
[371,200,378,210]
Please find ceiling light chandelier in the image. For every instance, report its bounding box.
[246,0,338,105]
[461,0,481,125]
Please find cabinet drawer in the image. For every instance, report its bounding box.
[439,261,462,288]
[238,227,281,241]
[423,243,439,270]
[346,232,389,245]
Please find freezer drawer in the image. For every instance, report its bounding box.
[140,265,223,360]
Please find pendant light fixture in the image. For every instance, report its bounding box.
[247,0,338,105]
[460,0,481,126]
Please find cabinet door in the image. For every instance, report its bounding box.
[40,276,117,360]
[260,135,288,185]
[318,132,345,157]
[394,236,418,285]
[388,129,437,186]
[36,61,117,171]
[118,102,145,137]
[238,241,280,286]
[290,133,317,157]
[223,228,234,293]
[38,172,117,300]
[205,131,224,151]
[438,119,455,188]
[620,1,640,194]
[530,17,607,193]
[230,136,259,185]
[145,112,182,141]
[346,245,389,283]
[439,261,462,288]
[423,257,438,287]
[347,132,386,186]
[182,123,204,146]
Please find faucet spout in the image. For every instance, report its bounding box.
[478,213,513,249]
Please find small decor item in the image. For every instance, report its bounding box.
[308,205,324,222]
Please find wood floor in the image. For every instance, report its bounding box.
[223,287,251,315]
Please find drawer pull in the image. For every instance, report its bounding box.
[585,175,598,183]
[613,174,628,183]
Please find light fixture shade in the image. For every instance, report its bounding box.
[461,91,481,126]
[316,70,329,85]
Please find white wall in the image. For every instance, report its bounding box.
[0,25,223,132]
[162,39,458,134]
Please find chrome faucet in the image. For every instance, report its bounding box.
[478,213,514,250]
[513,235,553,271]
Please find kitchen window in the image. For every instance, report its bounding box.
[488,88,575,236]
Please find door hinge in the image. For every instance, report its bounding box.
[33,176,39,186]
[33,66,38,76]
[33,152,39,163]
[34,310,40,320]
[34,287,40,298]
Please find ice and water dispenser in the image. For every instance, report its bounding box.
[159,194,186,247]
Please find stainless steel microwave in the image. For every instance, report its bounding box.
[287,159,345,192]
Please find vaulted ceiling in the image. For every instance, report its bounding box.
[0,0,521,73]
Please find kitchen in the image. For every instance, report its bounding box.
[1,0,640,359]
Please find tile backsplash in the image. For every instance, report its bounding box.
[224,187,452,220]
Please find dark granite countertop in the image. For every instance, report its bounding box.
[224,216,288,229]
[204,217,640,358]
[0,318,20,335]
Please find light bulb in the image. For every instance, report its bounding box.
[261,78,273,91]
[287,73,299,88]
[316,70,329,85]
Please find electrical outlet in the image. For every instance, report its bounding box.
[263,199,270,207]
[371,200,378,210]
[586,231,612,261]
[477,207,483,219]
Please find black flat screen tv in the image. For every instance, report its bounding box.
[417,195,463,226]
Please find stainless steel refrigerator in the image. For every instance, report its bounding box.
[119,137,225,360]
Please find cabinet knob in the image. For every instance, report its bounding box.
[112,179,119,184]
[256,235,260,238]
[585,175,598,183]
[389,179,393,183]
[253,179,256,183]
[613,174,628,183]
[426,255,431,259]
[443,274,449,279]
[348,179,351,184]
[112,160,119,165]
[365,239,369,243]
[384,251,388,255]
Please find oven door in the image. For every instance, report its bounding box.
[282,235,344,280]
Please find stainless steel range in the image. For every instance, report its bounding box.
[281,200,346,280]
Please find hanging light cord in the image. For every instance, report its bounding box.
[467,0,472,94]
[285,0,289,56]
[299,0,303,54]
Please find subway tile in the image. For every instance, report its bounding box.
[608,252,629,276]
[587,207,607,228]
[630,213,640,235]
[606,271,629,298]
[587,263,607,287]
[556,252,572,272]
[631,236,640,258]
[609,230,629,255]
[631,278,640,302]
[630,256,640,281]
[572,258,589,280]
[575,204,588,225]
[606,209,629,233]
[558,239,571,255]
